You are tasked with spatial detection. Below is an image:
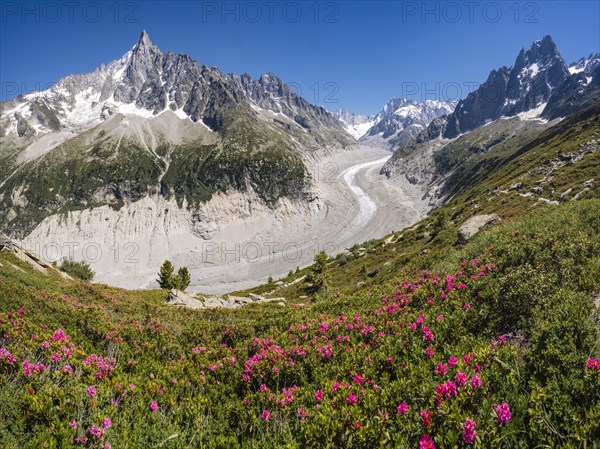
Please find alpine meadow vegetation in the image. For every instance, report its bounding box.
[1,199,599,448]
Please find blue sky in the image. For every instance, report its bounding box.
[1,1,599,115]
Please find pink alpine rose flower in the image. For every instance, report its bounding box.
[397,402,409,414]
[455,371,467,386]
[419,433,436,449]
[463,418,477,444]
[315,390,324,401]
[471,374,482,390]
[496,401,511,425]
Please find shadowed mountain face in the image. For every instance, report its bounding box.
[444,35,569,138]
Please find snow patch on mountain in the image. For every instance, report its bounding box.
[569,53,600,75]
[331,109,375,139]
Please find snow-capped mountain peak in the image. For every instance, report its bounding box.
[569,53,600,75]
[359,98,456,148]
[443,35,570,138]
[332,98,456,144]
[1,31,346,144]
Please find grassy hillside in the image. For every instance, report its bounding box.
[1,197,599,448]
[1,103,599,448]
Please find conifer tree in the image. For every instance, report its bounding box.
[157,260,175,289]
[177,267,191,291]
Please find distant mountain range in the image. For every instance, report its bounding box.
[333,36,599,149]
[333,99,456,148]
[417,36,600,142]
[380,35,600,208]
[1,31,598,247]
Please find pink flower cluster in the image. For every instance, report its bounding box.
[435,380,458,403]
[85,354,116,379]
[419,434,436,449]
[22,360,45,377]
[90,425,105,439]
[462,418,477,444]
[317,345,333,359]
[496,401,511,425]
[277,385,298,406]
[452,372,465,387]
[0,347,16,364]
[397,402,409,414]
[586,357,600,371]
[471,374,483,390]
[346,393,358,404]
[315,390,324,401]
[422,326,435,342]
[51,328,70,343]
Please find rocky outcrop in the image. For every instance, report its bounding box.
[167,288,285,310]
[167,289,205,310]
[0,232,72,279]
[456,214,501,244]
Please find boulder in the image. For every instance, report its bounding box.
[509,182,523,190]
[258,297,286,303]
[228,295,252,305]
[203,296,226,308]
[457,214,501,244]
[367,268,380,278]
[167,289,205,310]
[559,188,572,201]
[571,188,590,201]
